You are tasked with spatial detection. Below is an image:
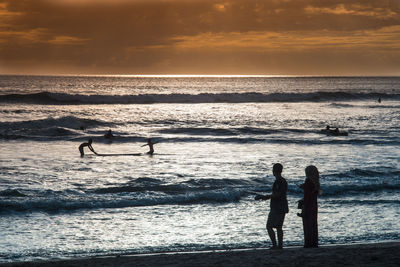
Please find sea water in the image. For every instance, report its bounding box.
[0,76,399,262]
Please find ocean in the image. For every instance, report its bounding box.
[0,75,399,262]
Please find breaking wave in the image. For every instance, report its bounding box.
[1,170,399,214]
[1,91,399,104]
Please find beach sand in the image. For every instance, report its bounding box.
[2,242,399,267]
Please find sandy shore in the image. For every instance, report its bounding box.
[2,242,399,267]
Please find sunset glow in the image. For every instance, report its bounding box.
[0,0,399,75]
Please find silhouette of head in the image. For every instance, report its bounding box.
[305,165,321,194]
[305,165,318,179]
[273,163,283,176]
[88,138,93,144]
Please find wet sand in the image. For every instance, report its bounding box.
[2,242,399,266]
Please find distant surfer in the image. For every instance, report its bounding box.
[378,97,381,103]
[142,138,157,155]
[333,128,339,135]
[104,129,114,139]
[321,125,331,134]
[321,126,348,136]
[79,138,97,157]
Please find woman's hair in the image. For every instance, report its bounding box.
[305,165,322,195]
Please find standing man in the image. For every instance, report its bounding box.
[255,163,289,249]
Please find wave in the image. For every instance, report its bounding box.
[3,177,257,213]
[0,115,112,130]
[319,183,400,197]
[325,199,400,205]
[329,102,400,109]
[0,189,244,214]
[158,136,400,147]
[2,130,399,146]
[0,116,116,140]
[1,172,399,214]
[158,127,312,136]
[1,91,400,104]
[0,120,317,141]
[315,167,400,196]
[0,189,26,197]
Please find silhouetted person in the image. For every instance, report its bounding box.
[326,125,330,131]
[79,138,97,157]
[378,97,381,103]
[104,129,114,139]
[333,128,339,135]
[255,163,289,249]
[299,165,321,248]
[142,138,157,155]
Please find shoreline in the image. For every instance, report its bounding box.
[2,241,400,267]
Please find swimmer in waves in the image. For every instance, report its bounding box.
[104,129,114,139]
[321,125,348,136]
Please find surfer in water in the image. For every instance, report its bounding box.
[142,138,157,155]
[104,129,114,139]
[79,138,97,157]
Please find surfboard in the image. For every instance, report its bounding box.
[96,153,142,157]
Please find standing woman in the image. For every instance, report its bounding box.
[300,165,321,248]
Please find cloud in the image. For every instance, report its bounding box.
[172,25,400,52]
[48,35,88,45]
[0,0,399,75]
[304,4,397,19]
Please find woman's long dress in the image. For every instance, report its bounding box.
[302,178,318,248]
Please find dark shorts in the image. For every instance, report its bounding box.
[267,211,286,228]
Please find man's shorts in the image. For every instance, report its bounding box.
[266,211,286,228]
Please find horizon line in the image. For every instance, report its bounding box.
[1,73,400,78]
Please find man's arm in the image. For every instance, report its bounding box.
[88,145,98,155]
[269,191,281,199]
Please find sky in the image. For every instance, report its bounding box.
[0,0,399,75]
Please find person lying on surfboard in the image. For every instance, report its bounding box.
[79,138,98,157]
[142,138,157,155]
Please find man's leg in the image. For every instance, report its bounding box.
[267,227,277,248]
[277,227,283,249]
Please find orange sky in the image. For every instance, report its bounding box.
[0,0,399,75]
